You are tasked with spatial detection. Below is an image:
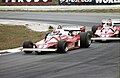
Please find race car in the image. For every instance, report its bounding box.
[91,19,120,41]
[22,25,91,54]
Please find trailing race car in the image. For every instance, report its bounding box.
[91,19,120,41]
[22,25,91,54]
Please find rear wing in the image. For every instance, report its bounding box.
[63,26,85,32]
[102,19,120,25]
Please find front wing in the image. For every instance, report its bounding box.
[22,48,57,52]
[91,37,120,41]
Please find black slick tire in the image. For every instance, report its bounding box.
[23,40,33,54]
[57,40,68,53]
[80,32,91,48]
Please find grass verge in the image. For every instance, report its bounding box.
[0,24,45,50]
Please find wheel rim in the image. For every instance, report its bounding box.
[88,34,91,45]
[65,46,68,52]
[88,39,91,45]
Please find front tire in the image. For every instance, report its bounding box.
[80,32,91,48]
[23,40,33,54]
[87,31,93,38]
[57,40,68,53]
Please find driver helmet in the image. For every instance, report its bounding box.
[53,28,60,35]
[107,19,113,26]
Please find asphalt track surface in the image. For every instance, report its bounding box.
[0,12,120,78]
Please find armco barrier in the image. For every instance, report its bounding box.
[0,5,120,10]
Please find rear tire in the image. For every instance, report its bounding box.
[57,40,68,53]
[23,40,33,54]
[80,32,91,48]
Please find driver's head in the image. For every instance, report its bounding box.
[107,19,112,26]
[53,28,60,34]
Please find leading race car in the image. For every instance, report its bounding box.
[22,25,91,54]
[91,19,120,41]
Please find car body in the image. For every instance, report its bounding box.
[22,25,91,54]
[91,19,120,41]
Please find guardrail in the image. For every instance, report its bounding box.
[0,5,120,10]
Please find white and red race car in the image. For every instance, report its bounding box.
[22,25,91,54]
[91,19,120,41]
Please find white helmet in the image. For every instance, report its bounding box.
[107,19,114,26]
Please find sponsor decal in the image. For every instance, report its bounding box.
[59,0,81,4]
[0,0,53,6]
[60,0,81,3]
[81,0,92,2]
[4,0,51,2]
[96,0,120,3]
[59,0,120,4]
